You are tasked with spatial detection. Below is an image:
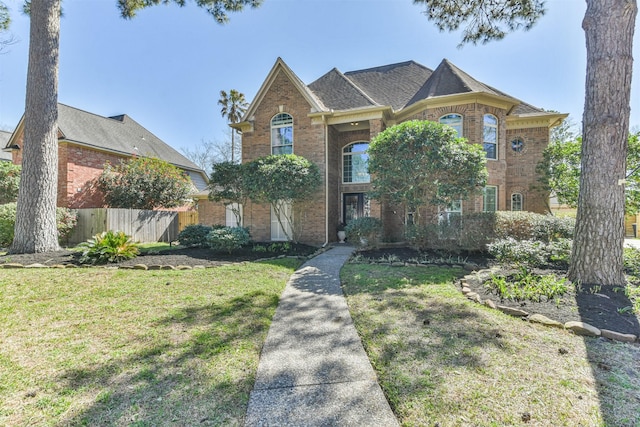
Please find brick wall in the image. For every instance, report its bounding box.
[241,69,327,244]
[196,197,227,226]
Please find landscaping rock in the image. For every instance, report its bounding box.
[25,263,47,268]
[529,314,564,329]
[2,263,24,268]
[600,329,638,343]
[497,305,529,317]
[565,321,601,337]
[484,299,497,309]
[176,265,192,270]
[161,265,176,270]
[461,287,471,294]
[132,264,148,270]
[466,292,480,302]
[147,265,163,270]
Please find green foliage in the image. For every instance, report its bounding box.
[0,2,9,31]
[406,212,496,252]
[206,226,251,253]
[485,266,569,303]
[345,217,383,248]
[537,132,640,214]
[243,154,322,242]
[117,0,263,23]
[414,0,545,46]
[494,211,575,242]
[0,162,20,204]
[208,161,246,225]
[97,157,194,210]
[623,246,640,276]
[177,224,217,247]
[368,120,487,226]
[487,237,572,269]
[0,203,77,247]
[78,231,139,264]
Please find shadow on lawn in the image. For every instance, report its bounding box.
[57,290,279,426]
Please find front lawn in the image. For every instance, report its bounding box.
[342,263,640,427]
[0,259,299,426]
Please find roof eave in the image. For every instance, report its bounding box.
[506,112,569,129]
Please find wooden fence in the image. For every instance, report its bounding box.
[68,208,199,244]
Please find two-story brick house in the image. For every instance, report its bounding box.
[198,58,566,245]
[4,104,208,209]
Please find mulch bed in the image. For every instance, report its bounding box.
[357,247,640,337]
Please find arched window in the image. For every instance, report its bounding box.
[439,113,463,137]
[511,193,523,211]
[343,142,370,183]
[483,114,498,160]
[271,113,293,154]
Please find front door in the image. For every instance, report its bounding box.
[343,193,370,224]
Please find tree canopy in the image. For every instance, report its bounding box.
[97,157,194,210]
[368,120,487,225]
[208,161,246,225]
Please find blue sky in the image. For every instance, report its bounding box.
[0,0,638,156]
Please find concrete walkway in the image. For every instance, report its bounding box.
[245,245,399,426]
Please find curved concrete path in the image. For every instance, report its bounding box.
[245,245,399,426]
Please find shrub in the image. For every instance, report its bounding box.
[0,203,78,248]
[207,226,251,253]
[487,237,572,268]
[79,231,140,264]
[345,217,383,248]
[177,224,218,247]
[407,212,496,252]
[485,266,570,302]
[494,211,575,242]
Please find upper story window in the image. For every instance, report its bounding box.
[271,113,293,155]
[483,114,498,160]
[439,114,463,137]
[343,142,370,183]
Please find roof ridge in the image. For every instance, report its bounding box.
[337,68,381,107]
[344,60,428,75]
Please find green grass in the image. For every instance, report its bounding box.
[0,258,300,426]
[342,263,640,427]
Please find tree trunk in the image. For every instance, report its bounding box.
[568,0,637,286]
[10,0,61,254]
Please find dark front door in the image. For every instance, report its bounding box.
[343,193,370,224]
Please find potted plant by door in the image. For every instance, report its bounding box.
[337,223,346,243]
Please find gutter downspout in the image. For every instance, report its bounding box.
[322,120,329,248]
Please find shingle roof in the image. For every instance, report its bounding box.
[307,59,546,115]
[55,104,202,172]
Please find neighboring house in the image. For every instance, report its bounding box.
[4,104,208,209]
[0,130,13,162]
[198,57,567,245]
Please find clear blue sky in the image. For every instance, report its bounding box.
[0,0,638,155]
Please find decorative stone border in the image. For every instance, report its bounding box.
[459,268,639,344]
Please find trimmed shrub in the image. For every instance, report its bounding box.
[178,224,218,247]
[345,217,383,248]
[0,203,78,248]
[408,212,496,252]
[207,226,251,253]
[487,237,572,268]
[79,230,139,264]
[494,211,575,242]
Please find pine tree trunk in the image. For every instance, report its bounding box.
[10,0,61,254]
[568,0,637,286]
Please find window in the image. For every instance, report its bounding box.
[511,193,523,211]
[511,137,524,153]
[483,114,498,160]
[343,142,370,183]
[271,201,292,241]
[225,203,242,227]
[439,114,463,137]
[271,113,293,154]
[483,186,498,212]
[439,200,462,226]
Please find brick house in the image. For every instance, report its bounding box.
[198,58,566,245]
[3,104,208,209]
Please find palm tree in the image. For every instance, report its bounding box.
[218,89,248,163]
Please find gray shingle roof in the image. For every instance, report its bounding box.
[56,104,202,173]
[307,59,546,115]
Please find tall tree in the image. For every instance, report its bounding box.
[7,0,261,254]
[11,0,61,254]
[415,0,637,286]
[218,89,248,163]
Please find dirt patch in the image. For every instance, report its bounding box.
[358,247,640,337]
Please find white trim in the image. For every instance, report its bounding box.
[483,113,498,160]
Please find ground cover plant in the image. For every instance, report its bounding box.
[341,263,640,427]
[0,259,299,426]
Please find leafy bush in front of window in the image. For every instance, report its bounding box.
[494,211,575,242]
[0,203,78,248]
[345,217,383,248]
[177,224,222,248]
[207,226,251,253]
[487,237,572,269]
[79,231,139,264]
[407,212,496,252]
